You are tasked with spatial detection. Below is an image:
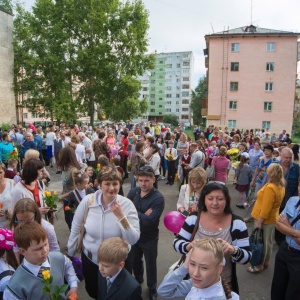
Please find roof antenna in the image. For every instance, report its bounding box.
[251,0,253,24]
[210,22,214,33]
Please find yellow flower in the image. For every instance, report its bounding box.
[42,270,51,280]
[53,191,57,196]
[45,191,51,197]
[97,163,101,168]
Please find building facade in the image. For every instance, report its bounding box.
[0,8,16,124]
[138,51,194,124]
[203,25,299,134]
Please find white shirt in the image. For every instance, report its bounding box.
[45,132,55,146]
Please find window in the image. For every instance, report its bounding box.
[183,61,190,66]
[150,80,155,84]
[182,77,189,81]
[182,100,189,104]
[266,62,274,71]
[265,82,273,91]
[150,109,155,113]
[182,108,189,111]
[166,86,172,90]
[182,54,189,58]
[262,121,271,129]
[166,79,172,83]
[159,98,162,100]
[231,43,240,52]
[231,62,239,71]
[266,42,275,52]
[159,60,163,64]
[159,112,162,115]
[176,101,179,105]
[230,82,238,91]
[142,87,148,91]
[166,94,172,98]
[182,92,189,97]
[159,90,163,93]
[159,68,163,71]
[142,95,147,99]
[159,82,163,86]
[176,79,180,83]
[166,64,172,68]
[228,120,236,128]
[181,115,189,119]
[150,101,155,105]
[176,94,180,98]
[166,109,171,112]
[229,101,237,110]
[23,113,28,119]
[150,94,155,98]
[182,69,190,74]
[177,64,180,68]
[264,102,272,111]
[150,87,155,91]
[31,112,38,118]
[151,72,155,76]
[159,105,162,108]
[176,109,179,112]
[182,85,189,89]
[166,101,172,105]
[142,80,148,84]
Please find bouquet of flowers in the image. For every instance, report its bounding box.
[127,161,132,172]
[6,149,18,161]
[227,148,240,162]
[44,191,59,210]
[166,153,174,161]
[93,164,101,175]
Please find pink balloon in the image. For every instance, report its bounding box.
[164,211,186,233]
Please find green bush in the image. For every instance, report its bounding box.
[0,123,11,132]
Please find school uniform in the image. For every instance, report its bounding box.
[97,268,142,300]
[164,147,178,185]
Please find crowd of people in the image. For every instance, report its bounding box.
[0,121,298,299]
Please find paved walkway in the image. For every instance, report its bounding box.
[47,167,275,300]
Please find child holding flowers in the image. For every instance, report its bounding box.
[66,172,94,229]
[4,222,78,300]
[164,141,178,186]
[0,228,18,297]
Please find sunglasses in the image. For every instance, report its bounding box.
[139,166,155,175]
[14,213,37,224]
[206,181,225,186]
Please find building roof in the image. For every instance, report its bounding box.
[207,25,299,37]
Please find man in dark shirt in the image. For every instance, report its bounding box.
[127,166,165,300]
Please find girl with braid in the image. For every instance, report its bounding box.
[158,238,239,299]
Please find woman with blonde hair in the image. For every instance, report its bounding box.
[158,238,239,299]
[249,163,285,273]
[177,167,207,214]
[230,134,241,149]
[176,133,189,159]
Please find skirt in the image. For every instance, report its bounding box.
[235,183,249,192]
[46,145,53,158]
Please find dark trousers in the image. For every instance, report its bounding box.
[131,239,158,291]
[271,241,300,300]
[167,160,176,183]
[82,251,98,299]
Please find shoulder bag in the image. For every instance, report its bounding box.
[76,194,94,253]
[249,227,264,266]
[206,157,217,180]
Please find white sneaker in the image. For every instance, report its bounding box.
[161,176,165,180]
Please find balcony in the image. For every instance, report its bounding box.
[202,97,208,109]
[205,57,209,68]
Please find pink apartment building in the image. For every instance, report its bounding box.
[203,25,300,134]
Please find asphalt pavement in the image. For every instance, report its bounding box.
[47,167,275,300]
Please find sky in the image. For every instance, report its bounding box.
[23,0,300,88]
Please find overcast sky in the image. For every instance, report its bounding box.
[23,0,300,88]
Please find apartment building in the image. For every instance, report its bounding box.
[203,25,300,134]
[138,51,194,124]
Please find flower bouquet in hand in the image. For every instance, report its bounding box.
[227,148,240,163]
[93,163,101,175]
[166,153,174,161]
[6,148,19,161]
[44,191,59,211]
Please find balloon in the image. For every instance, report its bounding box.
[163,211,186,233]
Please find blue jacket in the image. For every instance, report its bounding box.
[0,142,14,162]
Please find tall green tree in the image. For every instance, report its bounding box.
[190,76,207,125]
[0,0,12,14]
[13,0,153,124]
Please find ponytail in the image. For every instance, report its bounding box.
[221,275,232,299]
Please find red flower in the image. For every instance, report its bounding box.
[64,206,71,211]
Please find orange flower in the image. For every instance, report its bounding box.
[68,293,78,300]
[0,203,3,208]
[64,206,71,211]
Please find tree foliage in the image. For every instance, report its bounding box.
[292,111,300,136]
[0,0,12,14]
[13,0,154,124]
[163,114,179,128]
[190,76,207,125]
